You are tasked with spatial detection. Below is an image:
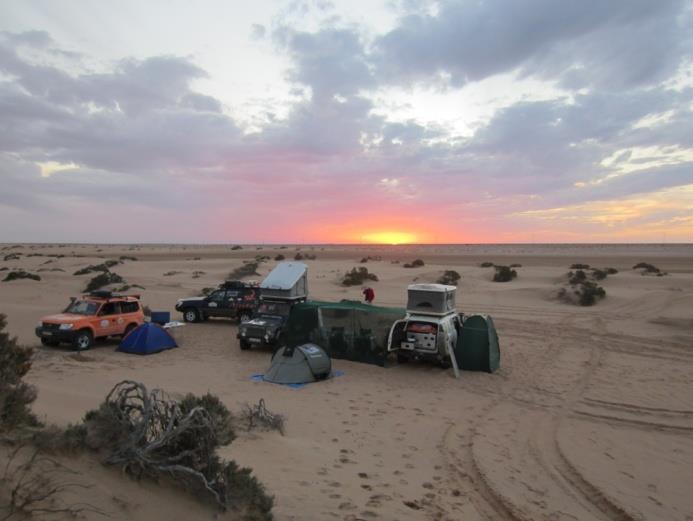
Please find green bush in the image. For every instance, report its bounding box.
[480,261,494,268]
[493,266,517,282]
[605,267,619,275]
[231,245,243,250]
[84,271,124,292]
[437,270,461,285]
[0,314,39,432]
[403,259,425,268]
[2,270,41,282]
[274,254,285,261]
[570,263,590,269]
[119,255,138,261]
[342,267,379,286]
[509,263,522,268]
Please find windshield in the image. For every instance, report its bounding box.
[65,300,99,315]
[256,302,291,317]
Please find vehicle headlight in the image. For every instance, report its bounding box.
[264,333,270,341]
[240,329,246,336]
[59,323,74,330]
[37,321,43,327]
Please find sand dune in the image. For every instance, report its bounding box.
[1,243,692,520]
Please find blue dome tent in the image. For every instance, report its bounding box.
[118,323,178,355]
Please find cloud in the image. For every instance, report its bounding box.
[374,0,690,90]
[0,14,691,243]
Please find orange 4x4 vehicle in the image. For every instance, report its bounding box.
[35,291,145,350]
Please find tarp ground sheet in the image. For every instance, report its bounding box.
[285,301,406,366]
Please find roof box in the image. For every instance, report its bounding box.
[260,262,308,301]
[406,283,457,315]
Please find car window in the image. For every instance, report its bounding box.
[122,301,140,313]
[99,302,121,315]
[208,290,225,302]
[66,300,99,315]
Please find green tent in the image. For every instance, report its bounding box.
[285,300,406,367]
[454,314,500,373]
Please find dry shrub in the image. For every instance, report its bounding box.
[480,261,494,268]
[274,254,285,261]
[82,381,273,518]
[570,263,590,269]
[83,271,124,292]
[437,270,461,285]
[73,260,119,276]
[240,399,285,435]
[403,259,425,268]
[342,267,378,286]
[0,314,39,433]
[2,271,41,282]
[493,266,517,282]
[229,262,260,280]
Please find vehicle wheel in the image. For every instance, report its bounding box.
[40,337,59,347]
[183,308,199,323]
[396,352,409,364]
[439,358,452,369]
[122,323,136,338]
[72,330,93,351]
[239,339,251,350]
[239,312,251,323]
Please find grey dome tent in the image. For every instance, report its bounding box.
[265,343,332,384]
[454,314,500,373]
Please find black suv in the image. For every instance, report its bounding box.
[175,281,259,323]
[237,299,295,350]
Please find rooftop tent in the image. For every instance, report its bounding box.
[285,300,406,366]
[260,262,308,300]
[265,343,332,384]
[118,323,178,355]
[407,284,457,315]
[454,314,500,373]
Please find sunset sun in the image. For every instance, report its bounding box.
[362,231,416,245]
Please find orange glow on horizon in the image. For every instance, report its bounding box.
[362,231,417,244]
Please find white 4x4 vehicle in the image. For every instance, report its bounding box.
[387,284,460,367]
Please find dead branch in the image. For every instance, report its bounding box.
[0,446,106,521]
[241,399,285,435]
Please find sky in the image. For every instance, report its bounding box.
[0,0,692,244]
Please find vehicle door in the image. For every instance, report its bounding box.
[206,290,226,317]
[387,319,407,351]
[91,302,122,337]
[221,289,240,317]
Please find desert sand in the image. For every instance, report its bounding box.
[1,243,692,521]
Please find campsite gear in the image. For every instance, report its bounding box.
[406,283,456,315]
[285,300,406,366]
[260,261,308,301]
[150,311,170,325]
[389,284,461,373]
[118,322,178,355]
[36,292,144,350]
[362,287,375,304]
[238,262,309,350]
[454,314,500,373]
[264,343,331,384]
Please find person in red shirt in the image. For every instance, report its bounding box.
[362,287,375,304]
